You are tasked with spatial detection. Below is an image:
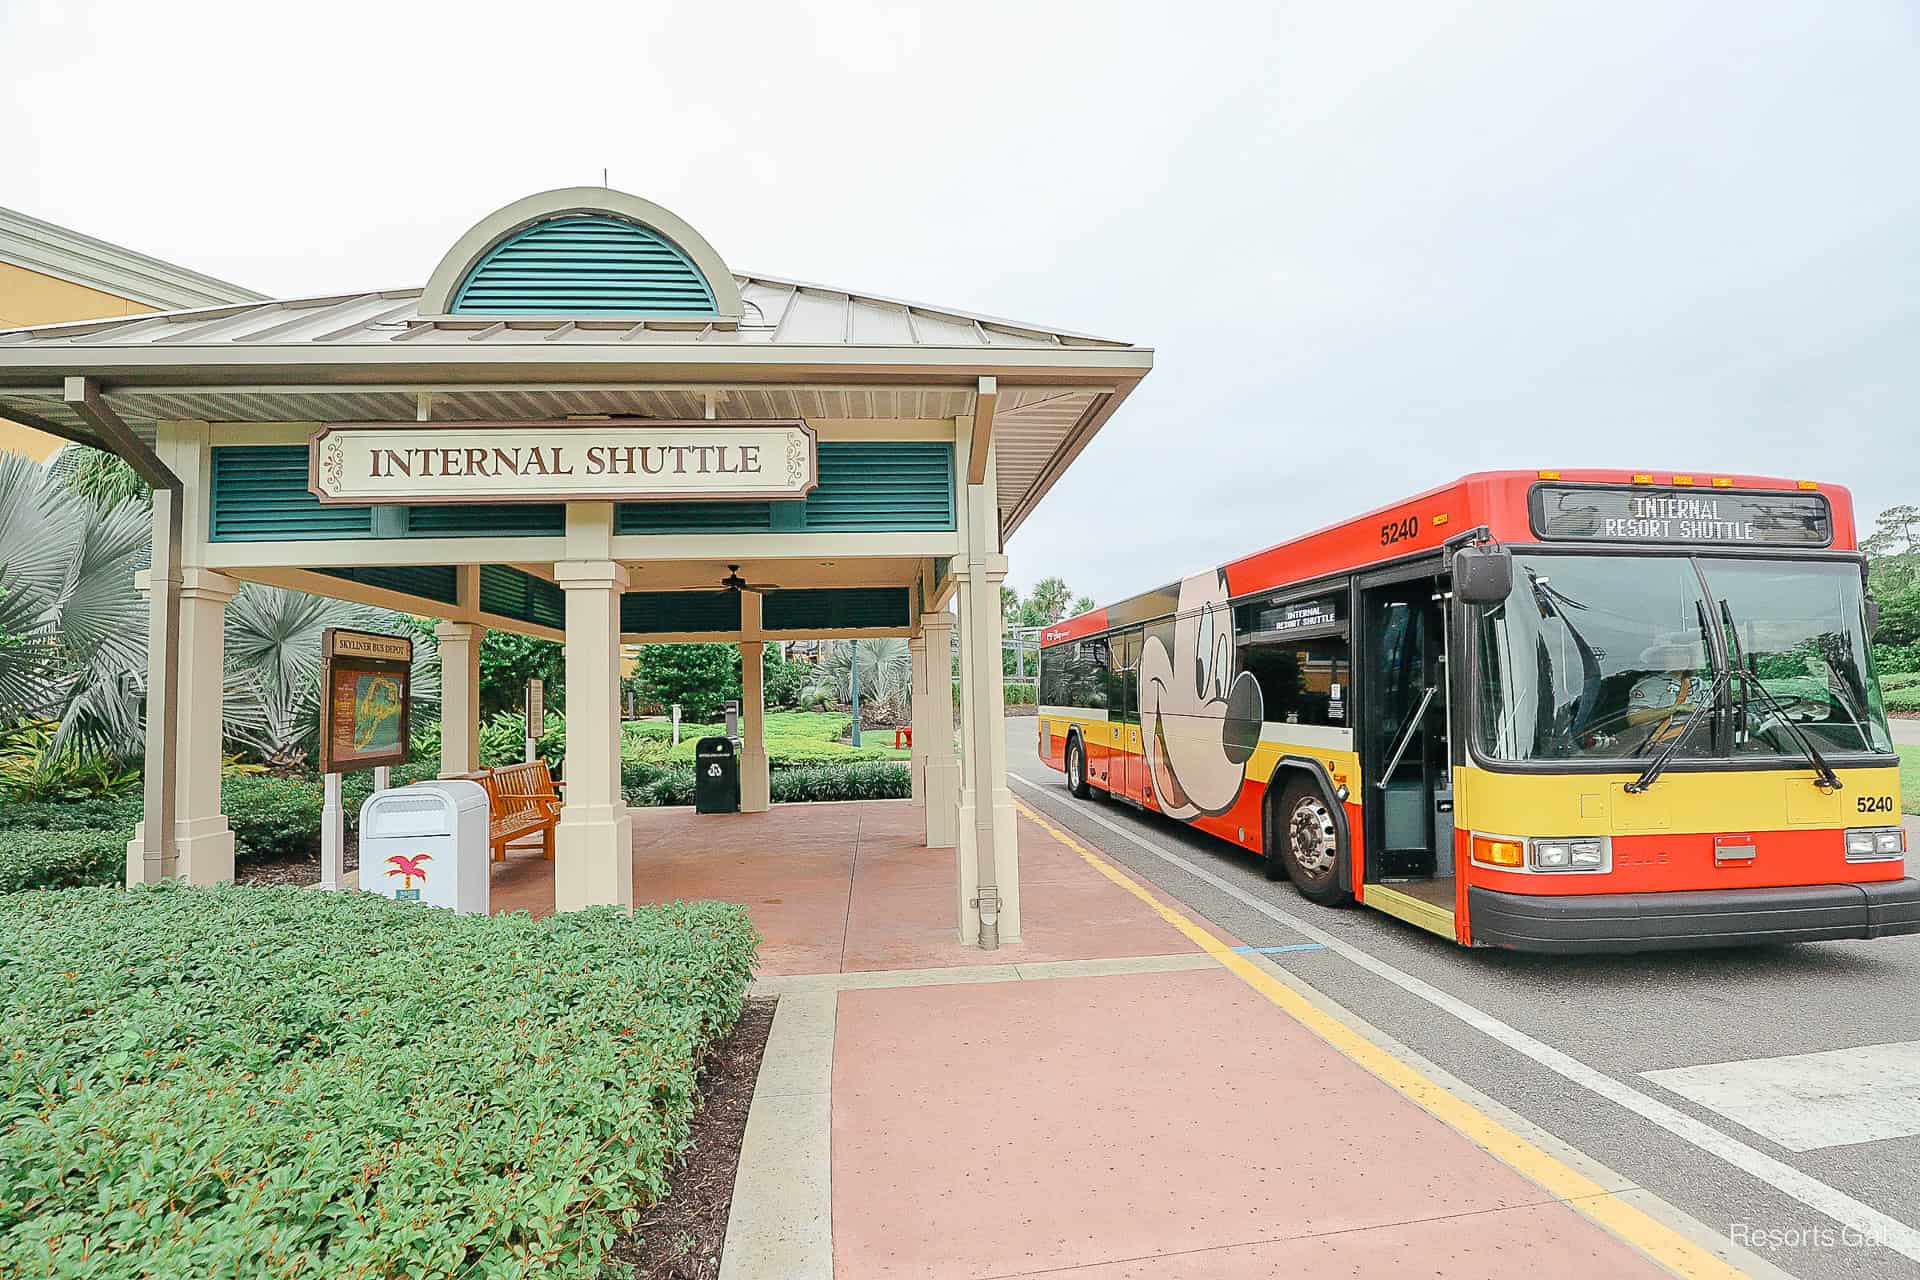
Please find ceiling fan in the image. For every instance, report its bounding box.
[718,564,783,594]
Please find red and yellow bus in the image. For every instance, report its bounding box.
[1037,469,1917,951]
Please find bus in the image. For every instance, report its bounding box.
[1036,469,1917,952]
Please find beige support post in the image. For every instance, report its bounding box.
[952,424,1017,946]
[128,493,181,884]
[908,630,928,807]
[919,611,958,849]
[435,621,486,774]
[172,568,239,884]
[739,641,770,813]
[553,556,633,911]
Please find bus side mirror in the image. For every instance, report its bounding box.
[1454,544,1512,606]
[1866,595,1881,638]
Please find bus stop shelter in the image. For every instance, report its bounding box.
[0,187,1150,946]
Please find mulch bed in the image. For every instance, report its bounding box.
[234,832,359,888]
[607,996,778,1279]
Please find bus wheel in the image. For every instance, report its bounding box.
[1066,736,1092,799]
[1279,784,1349,906]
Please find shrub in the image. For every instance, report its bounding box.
[770,760,911,803]
[0,883,758,1279]
[1881,670,1920,692]
[0,792,140,834]
[1005,681,1037,706]
[221,773,323,862]
[1887,685,1920,714]
[624,762,696,807]
[0,829,124,892]
[1875,641,1920,676]
[480,709,565,767]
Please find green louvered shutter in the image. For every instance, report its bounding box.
[802,442,954,531]
[451,216,717,315]
[210,447,373,541]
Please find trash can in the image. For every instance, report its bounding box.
[694,736,740,814]
[360,779,489,913]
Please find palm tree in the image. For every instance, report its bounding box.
[807,638,913,726]
[222,584,440,769]
[0,451,150,757]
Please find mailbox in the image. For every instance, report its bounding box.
[360,779,489,913]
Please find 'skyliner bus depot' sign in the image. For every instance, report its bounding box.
[309,420,817,504]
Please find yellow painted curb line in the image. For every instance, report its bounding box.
[1016,799,1750,1280]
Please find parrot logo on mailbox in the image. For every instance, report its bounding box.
[386,852,432,901]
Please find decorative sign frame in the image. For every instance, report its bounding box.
[318,628,414,774]
[308,419,817,505]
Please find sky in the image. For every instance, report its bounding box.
[3,0,1915,605]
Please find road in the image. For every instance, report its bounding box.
[1007,720,1920,1280]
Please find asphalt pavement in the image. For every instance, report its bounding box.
[1007,720,1920,1280]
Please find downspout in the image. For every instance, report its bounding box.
[64,377,182,881]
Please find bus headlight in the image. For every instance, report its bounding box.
[1845,827,1906,862]
[1528,837,1609,872]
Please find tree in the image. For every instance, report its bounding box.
[224,585,440,770]
[478,631,565,720]
[629,643,738,721]
[807,638,914,726]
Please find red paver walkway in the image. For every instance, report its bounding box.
[489,800,1203,975]
[831,967,1672,1279]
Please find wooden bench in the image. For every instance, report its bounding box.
[449,762,562,861]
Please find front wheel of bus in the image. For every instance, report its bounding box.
[1066,736,1092,800]
[1278,785,1350,906]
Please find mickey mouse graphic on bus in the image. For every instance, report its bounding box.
[1138,569,1265,819]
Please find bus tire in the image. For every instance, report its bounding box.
[1277,782,1350,907]
[1066,734,1092,800]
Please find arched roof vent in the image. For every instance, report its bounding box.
[419,187,743,321]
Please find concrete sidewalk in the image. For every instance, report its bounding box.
[697,801,1780,1280]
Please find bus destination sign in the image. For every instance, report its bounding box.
[1530,485,1832,548]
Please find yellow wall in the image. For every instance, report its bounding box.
[0,259,157,461]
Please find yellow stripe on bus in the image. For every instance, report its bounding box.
[1016,798,1753,1280]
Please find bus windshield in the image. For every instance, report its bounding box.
[1474,553,1891,764]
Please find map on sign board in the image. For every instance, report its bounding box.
[318,628,413,774]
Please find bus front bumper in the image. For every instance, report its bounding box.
[1468,879,1920,953]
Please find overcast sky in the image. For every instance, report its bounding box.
[4,1,1915,604]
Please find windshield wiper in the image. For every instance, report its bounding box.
[1624,665,1730,794]
[1718,600,1843,792]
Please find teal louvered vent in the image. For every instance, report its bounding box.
[407,503,565,537]
[211,447,372,542]
[763,588,911,632]
[621,591,742,634]
[451,216,718,315]
[315,565,460,607]
[803,442,954,531]
[616,500,774,535]
[478,565,565,630]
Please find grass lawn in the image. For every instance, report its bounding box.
[627,710,910,765]
[1899,744,1920,815]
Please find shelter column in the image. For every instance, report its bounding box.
[553,558,633,911]
[954,557,1015,944]
[918,611,958,849]
[908,632,928,807]
[739,642,770,812]
[435,621,486,774]
[172,568,239,884]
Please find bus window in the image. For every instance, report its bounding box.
[1238,638,1351,727]
[1040,639,1109,711]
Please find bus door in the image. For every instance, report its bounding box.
[1111,630,1143,801]
[1358,568,1452,883]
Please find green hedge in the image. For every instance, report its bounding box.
[621,759,911,807]
[0,883,758,1278]
[1005,682,1037,706]
[0,830,125,893]
[0,793,140,834]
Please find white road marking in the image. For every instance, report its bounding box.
[1643,1041,1920,1153]
[1009,773,1920,1262]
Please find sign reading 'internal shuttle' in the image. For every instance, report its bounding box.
[308,420,817,505]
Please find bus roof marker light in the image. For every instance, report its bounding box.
[1711,477,1734,488]
[1537,469,1561,480]
[1672,475,1694,486]
[1432,513,1449,527]
[1632,473,1654,484]
[1798,480,1819,490]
